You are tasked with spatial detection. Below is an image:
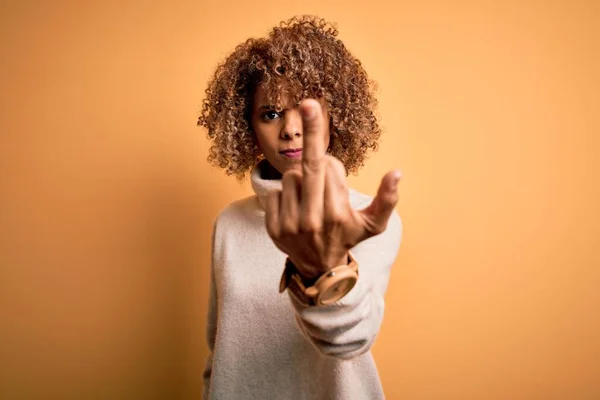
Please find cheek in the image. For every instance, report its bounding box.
[253,127,276,154]
[255,134,267,154]
[251,119,266,149]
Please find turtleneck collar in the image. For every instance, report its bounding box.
[250,159,355,211]
[250,160,282,210]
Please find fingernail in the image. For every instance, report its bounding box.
[392,170,402,189]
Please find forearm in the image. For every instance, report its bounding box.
[285,210,402,359]
[288,277,383,359]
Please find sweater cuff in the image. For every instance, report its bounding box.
[286,269,367,310]
[285,273,379,359]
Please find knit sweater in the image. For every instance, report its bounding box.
[203,161,403,400]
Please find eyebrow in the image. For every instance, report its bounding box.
[259,105,275,111]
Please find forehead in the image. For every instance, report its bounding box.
[252,80,300,109]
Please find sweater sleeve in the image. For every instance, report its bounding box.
[202,225,218,400]
[287,210,402,360]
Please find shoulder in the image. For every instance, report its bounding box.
[216,195,256,219]
[213,195,262,234]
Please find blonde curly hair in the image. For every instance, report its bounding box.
[197,15,381,180]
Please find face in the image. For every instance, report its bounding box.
[251,84,331,177]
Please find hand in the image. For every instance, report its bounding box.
[265,99,401,278]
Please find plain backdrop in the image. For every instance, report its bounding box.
[1,1,599,398]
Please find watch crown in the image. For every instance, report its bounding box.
[305,287,318,297]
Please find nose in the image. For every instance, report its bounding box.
[280,110,302,140]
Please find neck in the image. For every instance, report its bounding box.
[251,160,284,211]
[260,161,283,180]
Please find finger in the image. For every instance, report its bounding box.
[265,190,281,239]
[299,99,326,228]
[324,156,349,225]
[280,171,302,235]
[300,99,326,168]
[359,170,401,237]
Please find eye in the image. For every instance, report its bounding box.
[261,110,281,121]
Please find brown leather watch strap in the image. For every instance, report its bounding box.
[279,258,315,305]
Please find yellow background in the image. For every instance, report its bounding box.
[1,1,599,398]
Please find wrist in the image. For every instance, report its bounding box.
[279,252,359,306]
[291,253,350,279]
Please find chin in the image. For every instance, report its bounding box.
[282,161,302,171]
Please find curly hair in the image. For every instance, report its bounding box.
[197,15,381,180]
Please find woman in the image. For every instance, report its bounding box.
[198,15,403,400]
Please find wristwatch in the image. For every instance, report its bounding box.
[279,252,359,306]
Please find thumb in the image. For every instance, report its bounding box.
[359,170,401,237]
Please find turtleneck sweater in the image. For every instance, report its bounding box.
[203,160,402,399]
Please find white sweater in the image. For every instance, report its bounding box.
[203,161,403,399]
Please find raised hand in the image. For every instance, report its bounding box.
[265,99,401,279]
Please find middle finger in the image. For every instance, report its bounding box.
[299,99,326,231]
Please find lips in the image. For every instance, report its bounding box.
[280,148,303,159]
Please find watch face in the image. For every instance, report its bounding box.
[320,277,357,304]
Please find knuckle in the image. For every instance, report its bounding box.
[326,155,346,174]
[382,192,399,208]
[280,220,298,236]
[370,221,387,236]
[325,210,344,225]
[325,160,348,189]
[303,157,323,174]
[299,216,322,233]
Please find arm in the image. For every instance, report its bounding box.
[202,226,218,400]
[264,99,403,359]
[286,211,402,359]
